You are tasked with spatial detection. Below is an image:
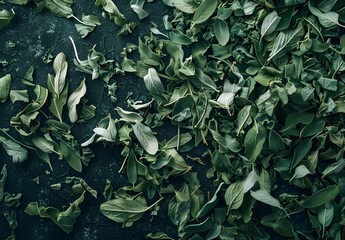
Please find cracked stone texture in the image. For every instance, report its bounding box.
[0,1,184,239]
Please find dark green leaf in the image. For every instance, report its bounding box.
[60,139,83,172]
[290,138,312,170]
[308,2,345,28]
[192,0,217,25]
[196,182,224,219]
[138,38,161,66]
[0,9,15,30]
[244,122,266,162]
[214,19,229,46]
[169,29,193,45]
[303,185,339,209]
[261,11,281,38]
[268,23,304,61]
[250,189,284,210]
[268,130,285,151]
[317,77,337,91]
[225,182,244,213]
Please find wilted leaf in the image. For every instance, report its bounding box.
[67,80,86,123]
[25,193,85,234]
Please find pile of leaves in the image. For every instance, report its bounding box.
[1,0,345,239]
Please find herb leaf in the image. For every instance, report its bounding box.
[132,122,158,155]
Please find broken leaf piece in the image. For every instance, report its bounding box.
[25,192,85,234]
[74,14,101,38]
[0,74,11,102]
[95,0,127,26]
[0,9,15,30]
[42,0,74,18]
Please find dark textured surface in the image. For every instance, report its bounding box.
[0,1,182,239]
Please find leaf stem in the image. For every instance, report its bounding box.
[69,36,83,65]
[177,124,180,151]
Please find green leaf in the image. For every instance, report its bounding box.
[75,14,101,38]
[243,169,258,193]
[243,1,258,15]
[268,130,285,151]
[132,122,158,155]
[6,0,29,4]
[225,182,244,213]
[205,224,222,240]
[168,183,191,228]
[290,138,312,170]
[10,90,29,103]
[196,182,224,219]
[100,197,163,226]
[52,52,68,96]
[43,0,74,18]
[127,150,138,185]
[60,139,82,172]
[318,202,334,229]
[138,38,161,66]
[317,77,337,91]
[322,158,345,178]
[244,122,267,162]
[169,0,197,14]
[250,189,284,210]
[116,107,143,123]
[214,18,229,46]
[130,0,148,20]
[0,165,7,202]
[169,29,193,45]
[95,0,127,26]
[192,67,219,92]
[268,23,304,61]
[182,217,212,233]
[0,74,12,102]
[25,193,84,234]
[67,80,86,123]
[192,0,217,25]
[308,2,345,28]
[284,0,305,6]
[290,165,311,183]
[146,232,174,240]
[1,139,28,163]
[261,11,281,38]
[48,74,69,122]
[32,136,57,154]
[236,105,252,135]
[303,185,339,209]
[0,9,15,30]
[143,68,165,95]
